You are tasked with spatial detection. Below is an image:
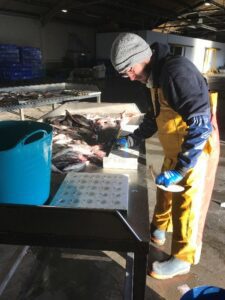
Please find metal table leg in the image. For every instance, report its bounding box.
[19,108,25,120]
[133,252,148,300]
[124,251,148,300]
[124,253,133,300]
[97,95,101,103]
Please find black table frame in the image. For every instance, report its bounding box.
[0,167,150,300]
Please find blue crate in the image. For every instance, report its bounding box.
[0,62,44,81]
[0,50,19,56]
[20,46,40,51]
[0,53,19,58]
[0,45,44,81]
[0,44,18,50]
[0,45,20,64]
[21,59,42,65]
[19,47,42,57]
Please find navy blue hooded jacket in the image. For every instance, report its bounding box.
[133,42,212,175]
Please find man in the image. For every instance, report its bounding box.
[111,33,220,279]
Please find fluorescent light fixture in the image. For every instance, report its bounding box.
[61,9,68,13]
[205,2,211,6]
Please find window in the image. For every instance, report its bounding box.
[170,45,185,56]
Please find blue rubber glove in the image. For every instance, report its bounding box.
[155,170,183,187]
[116,135,135,148]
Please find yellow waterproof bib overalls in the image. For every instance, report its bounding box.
[149,88,220,264]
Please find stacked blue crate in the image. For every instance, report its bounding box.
[0,44,44,81]
[0,44,21,81]
[19,47,44,79]
[0,44,20,64]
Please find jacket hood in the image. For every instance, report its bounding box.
[150,42,171,87]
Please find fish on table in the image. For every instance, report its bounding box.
[48,111,128,173]
[0,88,92,106]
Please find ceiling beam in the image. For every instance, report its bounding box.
[41,0,74,26]
[41,0,105,26]
[69,0,106,9]
[198,23,218,31]
[0,6,97,28]
[178,0,208,16]
[106,0,175,20]
[210,0,225,11]
[0,8,39,19]
[167,0,193,11]
[6,0,49,8]
[8,0,51,13]
[199,12,222,23]
[50,15,97,28]
[68,4,155,29]
[160,20,225,33]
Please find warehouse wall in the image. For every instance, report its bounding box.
[0,15,40,47]
[41,22,96,67]
[0,14,96,65]
[96,30,225,72]
[146,31,225,72]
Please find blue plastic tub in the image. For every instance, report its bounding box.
[180,285,225,300]
[0,121,52,205]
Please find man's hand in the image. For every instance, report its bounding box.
[116,135,135,148]
[155,170,183,187]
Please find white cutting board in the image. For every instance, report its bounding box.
[50,171,129,210]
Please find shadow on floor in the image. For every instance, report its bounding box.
[1,247,165,300]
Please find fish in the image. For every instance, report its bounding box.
[66,110,93,128]
[49,111,123,173]
[53,148,73,159]
[52,163,63,174]
[92,149,106,158]
[0,89,91,105]
[61,89,89,97]
[53,155,81,169]
[43,92,55,98]
[67,144,94,156]
[88,156,103,166]
[53,133,72,145]
[48,116,67,125]
[95,117,118,129]
[63,161,87,172]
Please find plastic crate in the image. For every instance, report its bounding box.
[0,45,20,64]
[0,45,44,81]
[19,47,42,65]
[0,44,18,50]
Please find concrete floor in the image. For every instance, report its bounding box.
[0,77,225,299]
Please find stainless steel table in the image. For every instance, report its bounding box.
[0,82,101,120]
[0,163,150,300]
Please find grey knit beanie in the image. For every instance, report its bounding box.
[111,33,152,73]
